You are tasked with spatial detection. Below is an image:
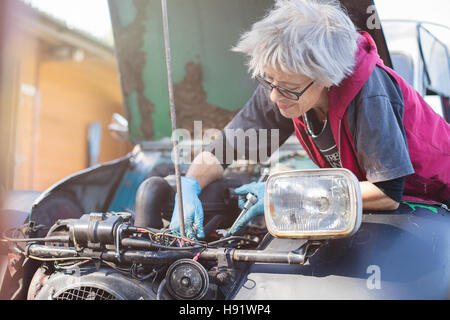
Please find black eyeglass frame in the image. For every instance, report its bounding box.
[255,75,314,101]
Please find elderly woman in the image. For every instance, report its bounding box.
[168,0,450,239]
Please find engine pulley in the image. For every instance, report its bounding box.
[165,259,209,300]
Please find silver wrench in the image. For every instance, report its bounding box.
[217,168,270,237]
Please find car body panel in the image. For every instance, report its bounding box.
[2,0,449,301]
[26,146,179,227]
[233,205,450,299]
[107,0,392,142]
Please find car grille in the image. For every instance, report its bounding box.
[54,286,118,300]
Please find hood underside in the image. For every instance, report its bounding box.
[108,0,391,143]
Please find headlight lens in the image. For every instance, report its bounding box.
[264,169,362,239]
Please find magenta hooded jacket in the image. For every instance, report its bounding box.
[293,32,450,204]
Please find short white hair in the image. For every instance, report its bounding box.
[232,0,360,86]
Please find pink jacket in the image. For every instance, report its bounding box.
[293,32,450,203]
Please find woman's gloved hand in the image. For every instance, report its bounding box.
[169,177,205,240]
[230,181,266,235]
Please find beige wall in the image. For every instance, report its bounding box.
[7,17,132,191]
[12,31,41,190]
[1,0,23,191]
[33,57,131,190]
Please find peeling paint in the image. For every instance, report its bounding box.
[113,0,137,28]
[109,0,155,141]
[127,91,142,139]
[109,0,272,142]
[174,62,238,135]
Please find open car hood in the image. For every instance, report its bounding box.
[108,0,392,143]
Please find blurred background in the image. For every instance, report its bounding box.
[0,0,131,195]
[0,0,448,196]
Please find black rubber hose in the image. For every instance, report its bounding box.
[121,237,206,251]
[203,215,224,237]
[26,244,196,264]
[135,177,174,229]
[156,279,167,300]
[1,226,70,243]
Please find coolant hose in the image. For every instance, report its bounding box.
[156,279,167,300]
[135,177,174,229]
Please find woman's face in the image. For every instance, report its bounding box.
[263,65,328,119]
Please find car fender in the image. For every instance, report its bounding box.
[232,205,450,300]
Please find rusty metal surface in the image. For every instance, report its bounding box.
[27,267,50,300]
[108,0,272,142]
[108,0,392,142]
[174,62,238,135]
[109,0,155,141]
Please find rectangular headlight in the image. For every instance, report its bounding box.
[264,169,362,240]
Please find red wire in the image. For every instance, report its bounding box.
[193,251,201,261]
[181,237,196,244]
[135,227,199,247]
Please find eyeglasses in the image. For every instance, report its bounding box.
[255,75,314,101]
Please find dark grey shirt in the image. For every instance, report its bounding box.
[206,65,414,184]
[346,66,414,182]
[304,111,341,168]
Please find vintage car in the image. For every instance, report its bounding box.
[0,0,449,300]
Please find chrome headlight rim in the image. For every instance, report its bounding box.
[264,168,362,240]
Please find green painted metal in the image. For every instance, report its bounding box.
[109,0,273,142]
[108,0,391,143]
[113,0,137,28]
[127,91,142,139]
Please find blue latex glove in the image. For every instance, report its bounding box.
[169,177,205,239]
[230,181,266,235]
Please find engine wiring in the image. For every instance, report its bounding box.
[207,236,259,247]
[1,227,69,243]
[54,257,154,282]
[52,256,151,280]
[130,263,157,281]
[27,256,92,262]
[2,221,260,283]
[131,226,258,249]
[54,259,93,271]
[132,227,201,247]
[2,224,259,250]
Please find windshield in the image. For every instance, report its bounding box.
[383,21,450,98]
[418,24,450,97]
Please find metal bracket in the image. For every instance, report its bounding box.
[217,248,234,271]
[215,248,236,287]
[292,240,324,263]
[115,224,126,262]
